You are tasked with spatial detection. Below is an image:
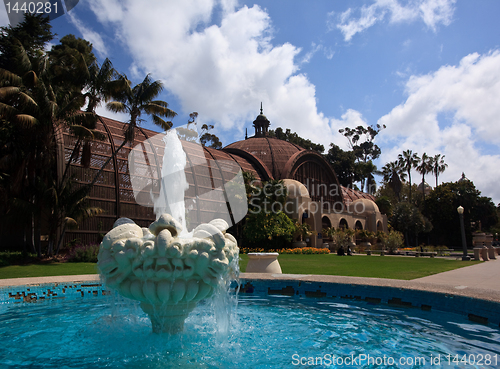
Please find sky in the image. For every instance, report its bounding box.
[1,0,499,205]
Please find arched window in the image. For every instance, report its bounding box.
[377,221,383,231]
[339,218,348,229]
[322,216,332,229]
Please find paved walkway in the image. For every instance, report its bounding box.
[414,256,500,292]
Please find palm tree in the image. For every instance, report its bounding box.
[0,40,88,256]
[89,74,177,187]
[381,161,407,182]
[358,160,378,194]
[398,150,420,203]
[381,160,406,201]
[53,176,104,255]
[416,153,433,201]
[431,154,448,187]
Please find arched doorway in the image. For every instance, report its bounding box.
[339,218,348,229]
[355,221,363,230]
[377,220,383,231]
[303,210,315,246]
[322,216,332,229]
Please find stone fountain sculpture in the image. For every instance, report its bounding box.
[97,214,238,333]
[97,125,245,334]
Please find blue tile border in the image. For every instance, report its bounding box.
[1,276,499,328]
[235,278,500,327]
[0,281,109,303]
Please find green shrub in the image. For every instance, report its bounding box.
[243,211,295,250]
[67,243,100,262]
[0,251,37,266]
[383,230,404,254]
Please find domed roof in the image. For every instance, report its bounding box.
[224,137,304,179]
[282,179,310,198]
[349,198,380,215]
[417,181,432,193]
[254,112,269,122]
[458,172,470,182]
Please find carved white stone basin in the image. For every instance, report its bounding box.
[97,214,239,333]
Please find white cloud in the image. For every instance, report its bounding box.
[330,0,456,41]
[300,43,335,64]
[84,0,342,150]
[301,43,321,64]
[0,7,10,27]
[66,11,107,57]
[378,51,500,204]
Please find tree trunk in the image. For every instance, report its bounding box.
[55,223,67,255]
[34,213,42,258]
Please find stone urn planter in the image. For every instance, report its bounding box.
[246,253,282,274]
[291,241,307,248]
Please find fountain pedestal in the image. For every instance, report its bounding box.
[141,301,198,334]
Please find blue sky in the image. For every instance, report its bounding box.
[2,0,499,204]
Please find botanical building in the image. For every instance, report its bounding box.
[61,109,387,247]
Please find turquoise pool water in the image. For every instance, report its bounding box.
[1,293,499,368]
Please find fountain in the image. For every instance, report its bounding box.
[97,125,244,333]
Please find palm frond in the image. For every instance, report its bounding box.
[64,217,78,229]
[13,40,32,75]
[140,79,164,102]
[151,115,173,131]
[0,86,21,99]
[0,68,23,85]
[15,114,38,127]
[143,102,177,118]
[0,102,20,117]
[106,101,128,113]
[69,124,95,139]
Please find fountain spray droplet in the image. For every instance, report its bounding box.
[154,129,189,236]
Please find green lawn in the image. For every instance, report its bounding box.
[0,262,98,279]
[239,254,480,280]
[0,254,479,281]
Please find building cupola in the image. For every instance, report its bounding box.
[253,102,270,137]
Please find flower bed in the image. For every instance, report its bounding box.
[240,247,329,255]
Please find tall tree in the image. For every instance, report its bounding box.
[200,123,222,149]
[0,37,86,256]
[358,160,379,194]
[416,153,433,201]
[269,127,324,153]
[0,20,114,256]
[424,180,498,247]
[0,14,53,72]
[324,143,357,187]
[431,154,448,187]
[339,124,385,192]
[91,74,177,186]
[381,160,406,201]
[398,150,420,203]
[391,202,432,247]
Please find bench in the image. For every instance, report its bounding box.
[403,251,416,256]
[366,249,385,256]
[415,252,437,258]
[435,248,453,256]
